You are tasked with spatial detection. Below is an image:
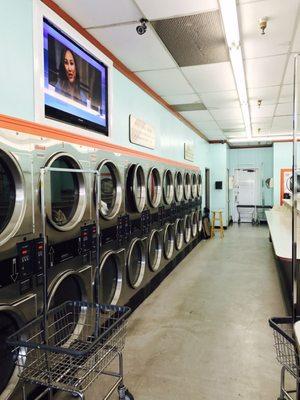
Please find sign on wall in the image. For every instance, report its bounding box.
[129,115,155,149]
[280,168,292,205]
[184,142,194,162]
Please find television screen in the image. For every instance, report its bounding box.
[43,18,109,135]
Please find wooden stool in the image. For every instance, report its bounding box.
[211,210,224,238]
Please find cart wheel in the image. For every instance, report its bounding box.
[118,385,134,400]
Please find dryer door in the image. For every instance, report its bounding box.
[197,173,202,198]
[163,170,174,205]
[174,171,183,202]
[184,215,192,243]
[45,153,87,231]
[127,164,146,213]
[163,223,175,260]
[97,160,122,219]
[148,230,162,272]
[198,210,203,233]
[127,239,146,288]
[98,251,123,305]
[0,149,32,246]
[174,218,184,251]
[191,173,198,199]
[184,173,191,200]
[191,211,198,238]
[147,168,162,208]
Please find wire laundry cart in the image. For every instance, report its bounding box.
[7,167,134,400]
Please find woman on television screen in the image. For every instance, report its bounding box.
[55,47,87,106]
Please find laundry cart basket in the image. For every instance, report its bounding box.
[8,301,133,399]
[269,317,300,400]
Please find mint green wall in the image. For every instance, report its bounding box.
[0,0,34,120]
[209,143,229,226]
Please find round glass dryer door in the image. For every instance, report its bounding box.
[174,218,184,251]
[0,311,21,398]
[191,211,198,238]
[163,223,175,260]
[97,160,122,219]
[99,252,122,305]
[198,210,203,233]
[184,173,191,200]
[174,171,183,202]
[127,239,146,288]
[48,273,85,310]
[184,215,192,243]
[147,167,162,208]
[148,230,162,272]
[0,150,25,246]
[197,173,202,198]
[47,154,86,231]
[163,170,174,205]
[127,164,146,213]
[191,173,198,199]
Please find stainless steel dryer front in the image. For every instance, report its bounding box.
[0,291,37,399]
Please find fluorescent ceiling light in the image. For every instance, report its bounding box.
[228,135,294,143]
[219,0,252,138]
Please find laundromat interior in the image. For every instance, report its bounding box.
[2,0,300,399]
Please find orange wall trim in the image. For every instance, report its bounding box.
[41,0,207,142]
[0,114,199,171]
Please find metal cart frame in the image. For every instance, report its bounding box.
[7,167,134,400]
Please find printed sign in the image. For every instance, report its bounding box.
[129,115,155,149]
[184,143,194,162]
[280,168,292,205]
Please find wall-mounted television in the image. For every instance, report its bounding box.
[43,18,109,135]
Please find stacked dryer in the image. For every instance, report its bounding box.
[0,134,38,400]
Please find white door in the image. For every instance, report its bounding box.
[233,169,261,222]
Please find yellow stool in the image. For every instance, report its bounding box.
[211,210,224,239]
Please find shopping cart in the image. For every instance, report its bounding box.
[269,317,300,400]
[8,301,133,399]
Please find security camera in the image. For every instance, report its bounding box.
[136,19,148,35]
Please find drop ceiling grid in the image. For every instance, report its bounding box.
[240,0,300,137]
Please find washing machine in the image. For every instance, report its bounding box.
[0,287,37,399]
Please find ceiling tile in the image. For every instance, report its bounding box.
[217,119,244,129]
[245,55,287,88]
[135,69,194,96]
[194,120,220,130]
[283,53,298,85]
[162,94,201,105]
[54,0,142,28]
[248,86,280,106]
[201,129,225,140]
[275,103,293,116]
[210,108,243,121]
[182,62,236,93]
[292,16,300,52]
[201,90,240,109]
[250,116,273,125]
[89,24,176,71]
[240,0,299,59]
[272,116,293,131]
[135,0,218,20]
[279,84,294,103]
[180,110,214,122]
[250,104,275,118]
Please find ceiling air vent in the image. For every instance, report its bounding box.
[151,11,229,67]
[172,103,207,112]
